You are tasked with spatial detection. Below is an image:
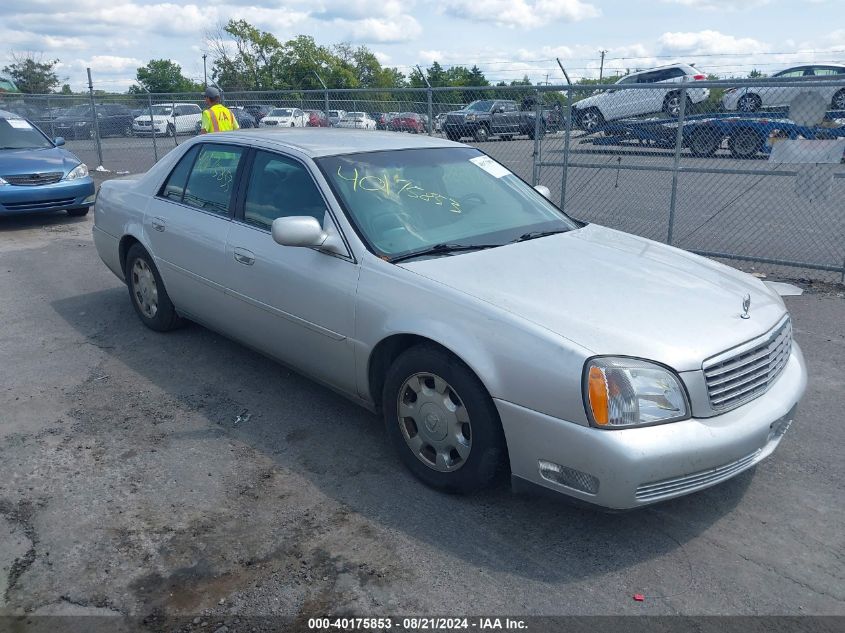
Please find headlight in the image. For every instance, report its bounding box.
[465,114,477,122]
[0,176,8,187]
[75,121,88,127]
[65,163,89,181]
[583,357,689,429]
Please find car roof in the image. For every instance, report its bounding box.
[778,62,845,70]
[217,128,458,157]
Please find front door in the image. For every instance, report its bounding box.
[222,149,359,394]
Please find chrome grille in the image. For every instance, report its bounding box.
[703,318,792,411]
[3,172,63,186]
[636,449,761,501]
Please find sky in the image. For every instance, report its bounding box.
[1,0,843,92]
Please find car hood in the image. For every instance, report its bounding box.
[398,224,786,372]
[0,146,81,176]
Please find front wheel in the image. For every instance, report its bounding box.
[473,125,490,142]
[125,244,182,332]
[382,345,507,494]
[577,108,604,132]
[832,89,845,111]
[737,94,761,113]
[167,124,175,137]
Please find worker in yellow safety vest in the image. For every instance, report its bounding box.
[200,86,239,134]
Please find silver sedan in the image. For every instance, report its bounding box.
[93,129,807,509]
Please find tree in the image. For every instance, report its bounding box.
[208,19,285,90]
[132,59,201,94]
[749,68,767,79]
[60,84,73,95]
[2,53,61,93]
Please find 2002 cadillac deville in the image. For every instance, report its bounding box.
[93,129,806,509]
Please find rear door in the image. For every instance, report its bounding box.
[145,142,246,330]
[808,66,845,107]
[766,67,810,107]
[222,148,359,393]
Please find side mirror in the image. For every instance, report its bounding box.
[534,185,551,199]
[271,215,346,255]
[54,137,65,146]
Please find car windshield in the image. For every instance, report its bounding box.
[345,114,364,121]
[317,147,577,260]
[270,108,293,116]
[147,105,173,116]
[63,104,92,117]
[0,117,53,150]
[463,100,495,112]
[329,111,341,117]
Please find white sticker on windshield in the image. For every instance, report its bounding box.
[470,155,511,178]
[7,119,33,129]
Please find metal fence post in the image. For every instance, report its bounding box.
[667,79,689,246]
[532,89,541,185]
[147,91,158,163]
[87,68,104,168]
[559,86,574,211]
[427,88,433,136]
[325,89,330,121]
[46,94,55,139]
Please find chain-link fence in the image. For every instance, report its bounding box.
[2,76,844,280]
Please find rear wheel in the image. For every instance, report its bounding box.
[663,93,692,117]
[125,244,182,332]
[167,124,175,137]
[728,128,764,159]
[382,345,507,494]
[832,89,845,111]
[737,94,761,112]
[578,107,604,132]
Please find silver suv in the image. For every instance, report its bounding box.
[573,63,710,131]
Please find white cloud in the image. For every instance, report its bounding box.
[657,30,768,55]
[661,0,771,9]
[439,0,599,28]
[339,15,422,43]
[76,55,144,73]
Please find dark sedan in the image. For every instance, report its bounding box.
[52,103,135,139]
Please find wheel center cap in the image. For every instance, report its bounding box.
[419,403,448,441]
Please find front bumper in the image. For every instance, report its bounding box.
[133,122,167,135]
[0,177,96,215]
[498,343,807,510]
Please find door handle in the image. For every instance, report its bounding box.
[151,217,166,232]
[233,247,255,266]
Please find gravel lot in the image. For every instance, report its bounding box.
[0,198,843,631]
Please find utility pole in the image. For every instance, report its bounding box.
[599,50,607,81]
[202,54,208,87]
[416,65,433,136]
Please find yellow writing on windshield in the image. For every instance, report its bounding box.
[336,165,462,213]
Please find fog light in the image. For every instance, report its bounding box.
[538,460,599,495]
[82,194,96,205]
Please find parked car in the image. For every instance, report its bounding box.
[53,103,136,139]
[721,64,845,112]
[0,110,95,217]
[133,103,202,137]
[304,110,329,127]
[375,112,397,130]
[434,113,447,132]
[242,104,273,126]
[92,129,806,510]
[443,100,545,141]
[260,108,307,128]
[327,110,347,126]
[336,112,376,129]
[390,112,426,134]
[572,63,710,132]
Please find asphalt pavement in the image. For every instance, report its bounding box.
[0,211,843,626]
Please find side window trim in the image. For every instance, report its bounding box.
[157,144,201,203]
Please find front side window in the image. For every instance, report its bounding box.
[243,151,326,230]
[317,147,577,259]
[775,68,807,78]
[463,100,495,112]
[181,144,245,216]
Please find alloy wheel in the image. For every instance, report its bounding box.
[131,258,159,319]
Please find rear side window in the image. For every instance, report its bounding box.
[243,151,325,229]
[161,145,200,202]
[812,67,845,76]
[182,144,245,216]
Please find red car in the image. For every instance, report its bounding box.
[390,112,425,134]
[305,110,329,127]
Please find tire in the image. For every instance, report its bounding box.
[832,89,845,111]
[125,243,182,332]
[577,107,604,132]
[728,128,764,159]
[167,124,175,138]
[473,125,490,142]
[663,93,692,118]
[66,207,89,217]
[737,94,761,113]
[123,124,133,137]
[290,122,295,127]
[382,344,507,494]
[687,127,722,158]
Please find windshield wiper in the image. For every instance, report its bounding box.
[389,242,501,263]
[511,228,569,243]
